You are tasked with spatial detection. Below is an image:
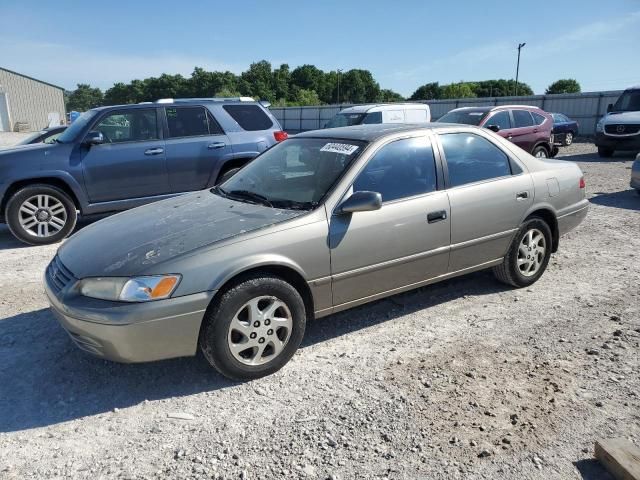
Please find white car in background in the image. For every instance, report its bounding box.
[324,103,431,128]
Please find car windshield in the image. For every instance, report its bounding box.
[436,110,488,126]
[56,110,98,143]
[215,137,367,209]
[611,90,640,112]
[325,113,365,128]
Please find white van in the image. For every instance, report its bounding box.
[595,86,640,157]
[324,103,431,128]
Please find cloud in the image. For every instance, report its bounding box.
[0,38,244,90]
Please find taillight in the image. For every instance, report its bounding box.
[274,131,288,142]
[579,176,585,189]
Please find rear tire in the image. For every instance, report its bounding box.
[493,217,553,288]
[598,146,614,158]
[5,184,77,246]
[563,132,573,146]
[532,145,549,158]
[199,274,306,380]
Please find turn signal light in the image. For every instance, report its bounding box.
[274,131,288,142]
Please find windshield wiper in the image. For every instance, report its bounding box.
[270,199,316,211]
[225,189,273,207]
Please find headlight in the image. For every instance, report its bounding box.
[78,275,181,302]
[596,120,603,132]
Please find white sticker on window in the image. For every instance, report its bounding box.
[320,143,359,155]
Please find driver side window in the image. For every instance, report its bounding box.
[94,109,159,143]
[353,137,437,203]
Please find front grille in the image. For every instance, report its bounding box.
[604,124,640,135]
[46,255,75,293]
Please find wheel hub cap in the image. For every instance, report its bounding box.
[227,296,293,366]
[517,228,546,277]
[18,194,67,238]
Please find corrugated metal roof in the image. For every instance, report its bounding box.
[0,67,65,91]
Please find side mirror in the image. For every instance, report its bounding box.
[337,191,382,214]
[486,124,500,133]
[606,103,613,113]
[84,131,104,145]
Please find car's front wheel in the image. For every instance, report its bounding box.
[493,217,552,288]
[5,184,77,245]
[532,145,549,158]
[199,274,306,380]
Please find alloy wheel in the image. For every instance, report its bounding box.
[535,149,548,158]
[517,228,546,277]
[18,194,67,238]
[565,133,573,146]
[227,296,293,366]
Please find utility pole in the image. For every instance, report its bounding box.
[515,42,526,96]
[337,69,342,105]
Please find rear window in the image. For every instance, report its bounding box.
[223,104,273,131]
[531,112,547,126]
[166,106,209,138]
[512,110,534,128]
[437,110,488,126]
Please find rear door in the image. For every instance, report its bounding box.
[509,109,537,153]
[437,131,533,272]
[163,105,232,192]
[81,108,170,203]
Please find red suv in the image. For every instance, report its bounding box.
[437,105,556,158]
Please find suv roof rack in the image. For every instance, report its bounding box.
[154,97,255,104]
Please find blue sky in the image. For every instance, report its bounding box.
[1,0,639,96]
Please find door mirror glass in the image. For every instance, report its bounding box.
[84,131,104,145]
[607,103,613,113]
[337,191,382,214]
[486,124,500,132]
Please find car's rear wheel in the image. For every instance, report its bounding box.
[563,132,573,146]
[532,145,549,158]
[493,217,552,288]
[5,184,77,245]
[597,146,614,158]
[199,274,306,380]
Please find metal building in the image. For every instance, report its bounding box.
[0,67,66,132]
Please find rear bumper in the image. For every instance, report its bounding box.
[595,132,640,151]
[45,271,215,363]
[557,200,589,237]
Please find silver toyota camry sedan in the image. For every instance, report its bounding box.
[44,124,588,380]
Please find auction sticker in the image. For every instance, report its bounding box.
[320,143,359,155]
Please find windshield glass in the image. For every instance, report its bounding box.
[17,131,44,145]
[216,137,367,209]
[612,90,640,112]
[57,110,98,143]
[436,110,488,126]
[324,113,365,128]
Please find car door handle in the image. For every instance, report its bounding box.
[507,136,513,140]
[208,142,226,149]
[427,210,447,223]
[144,148,164,155]
[516,191,529,200]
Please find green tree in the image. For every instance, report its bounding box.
[139,74,190,102]
[339,69,380,103]
[272,64,291,101]
[545,79,581,94]
[441,82,476,99]
[66,83,103,111]
[240,60,275,101]
[473,79,532,97]
[377,89,404,102]
[409,82,442,100]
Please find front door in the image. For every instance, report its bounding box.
[81,108,170,203]
[163,106,233,192]
[329,136,451,308]
[438,131,533,272]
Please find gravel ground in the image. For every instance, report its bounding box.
[0,141,638,480]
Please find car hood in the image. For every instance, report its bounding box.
[602,111,640,123]
[58,191,305,278]
[0,142,56,154]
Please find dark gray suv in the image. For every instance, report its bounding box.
[0,98,286,245]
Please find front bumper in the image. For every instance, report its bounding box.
[44,267,215,363]
[631,162,640,190]
[595,132,640,151]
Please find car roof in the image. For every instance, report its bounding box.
[449,105,542,113]
[340,103,429,114]
[295,123,456,142]
[90,98,263,112]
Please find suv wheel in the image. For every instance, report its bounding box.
[532,145,549,158]
[493,217,552,288]
[563,132,574,146]
[597,146,614,158]
[6,184,77,245]
[199,274,306,380]
[217,167,241,185]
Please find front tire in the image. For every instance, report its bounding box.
[598,146,614,158]
[199,275,306,380]
[493,217,552,288]
[216,167,241,185]
[532,145,549,158]
[5,184,77,245]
